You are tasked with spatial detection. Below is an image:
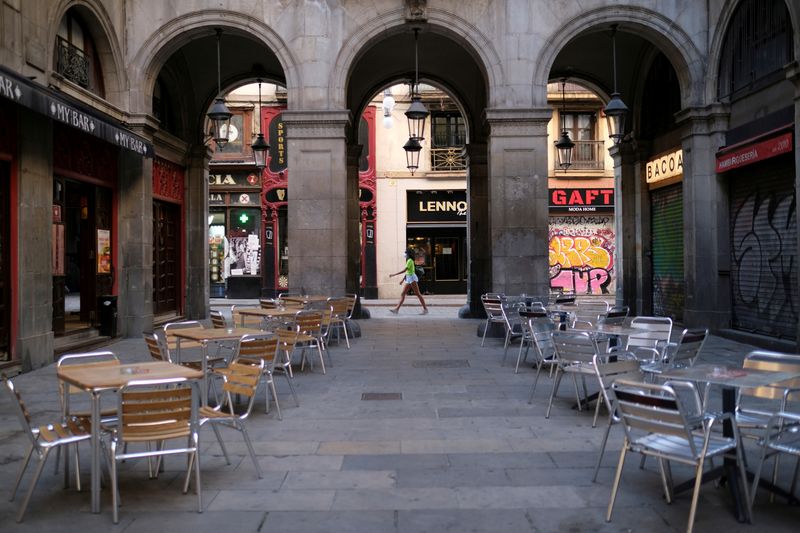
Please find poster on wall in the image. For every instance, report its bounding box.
[97,229,111,274]
[52,224,65,276]
[548,215,616,295]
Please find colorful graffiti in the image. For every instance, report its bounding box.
[549,216,615,294]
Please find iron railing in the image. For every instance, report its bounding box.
[56,36,90,88]
[554,140,605,171]
[430,147,466,172]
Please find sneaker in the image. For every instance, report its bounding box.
[420,309,429,315]
[389,308,398,314]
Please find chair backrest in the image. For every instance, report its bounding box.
[555,294,576,305]
[328,297,350,320]
[163,320,204,355]
[552,330,599,364]
[3,376,40,450]
[741,350,800,401]
[344,293,358,319]
[612,378,704,457]
[627,316,673,351]
[260,299,279,309]
[231,305,264,329]
[295,310,323,335]
[530,318,557,360]
[219,361,264,418]
[275,325,300,352]
[235,333,279,367]
[210,309,229,329]
[592,353,643,420]
[481,294,504,319]
[667,328,708,368]
[117,378,195,443]
[599,306,629,326]
[143,332,171,362]
[500,302,524,332]
[573,300,611,325]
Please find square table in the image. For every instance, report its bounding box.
[235,307,299,327]
[281,295,330,307]
[661,363,800,522]
[170,326,265,405]
[57,361,203,514]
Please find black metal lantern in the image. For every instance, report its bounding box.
[604,24,628,146]
[251,79,269,170]
[207,28,232,149]
[403,27,429,172]
[555,79,575,171]
[403,136,422,175]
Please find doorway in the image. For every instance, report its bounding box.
[406,227,467,294]
[153,199,180,315]
[0,161,9,360]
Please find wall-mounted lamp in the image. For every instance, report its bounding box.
[251,79,269,170]
[554,78,575,171]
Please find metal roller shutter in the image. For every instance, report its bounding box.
[729,156,797,340]
[651,184,684,321]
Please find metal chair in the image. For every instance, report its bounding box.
[209,309,237,359]
[326,296,351,348]
[108,377,202,524]
[231,305,265,329]
[607,379,750,533]
[500,302,525,366]
[749,410,800,511]
[545,331,601,418]
[4,375,92,523]
[590,353,644,482]
[200,361,264,478]
[619,316,673,361]
[480,293,505,347]
[344,292,359,330]
[293,310,327,374]
[526,318,560,402]
[641,328,708,378]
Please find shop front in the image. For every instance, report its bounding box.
[716,115,796,341]
[548,187,615,295]
[406,189,467,294]
[152,157,185,316]
[646,148,684,321]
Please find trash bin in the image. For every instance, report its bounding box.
[97,295,118,337]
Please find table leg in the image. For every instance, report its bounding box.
[201,341,208,406]
[90,392,101,513]
[721,386,749,523]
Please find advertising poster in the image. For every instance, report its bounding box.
[52,224,65,276]
[97,229,111,274]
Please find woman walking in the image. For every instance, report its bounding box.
[389,249,429,315]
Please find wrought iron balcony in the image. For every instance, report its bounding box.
[553,139,605,171]
[56,36,90,88]
[430,147,466,172]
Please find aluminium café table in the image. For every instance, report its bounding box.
[661,363,800,523]
[170,326,264,405]
[235,307,299,327]
[57,361,203,514]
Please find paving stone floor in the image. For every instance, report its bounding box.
[1,309,799,532]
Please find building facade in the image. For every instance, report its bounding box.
[0,0,798,369]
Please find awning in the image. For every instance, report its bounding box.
[715,126,792,173]
[0,64,152,157]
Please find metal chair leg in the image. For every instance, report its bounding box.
[16,449,50,523]
[210,423,230,464]
[592,418,613,482]
[283,372,299,406]
[545,368,563,418]
[481,319,489,347]
[686,456,707,533]
[239,422,262,479]
[10,445,35,502]
[268,378,282,420]
[606,441,628,522]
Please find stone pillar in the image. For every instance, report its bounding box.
[786,62,800,343]
[460,142,490,318]
[16,109,53,369]
[676,105,730,330]
[282,110,349,296]
[614,141,647,313]
[117,150,153,336]
[485,109,551,297]
[184,145,211,319]
[346,143,362,296]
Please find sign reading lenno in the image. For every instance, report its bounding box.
[646,149,683,184]
[407,190,467,223]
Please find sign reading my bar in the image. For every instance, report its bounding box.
[549,188,614,213]
[407,190,467,223]
[0,64,152,157]
[715,131,793,173]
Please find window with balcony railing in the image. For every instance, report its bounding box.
[54,9,104,96]
[57,36,90,88]
[431,112,466,171]
[554,112,604,171]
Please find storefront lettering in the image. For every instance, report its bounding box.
[50,101,95,133]
[115,132,148,155]
[715,132,793,173]
[418,200,468,216]
[549,189,614,213]
[209,174,237,185]
[646,149,683,183]
[209,193,224,203]
[0,75,22,101]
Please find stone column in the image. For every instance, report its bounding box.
[346,143,362,296]
[676,105,730,330]
[282,110,349,296]
[16,109,53,369]
[485,108,551,297]
[184,145,211,319]
[613,141,647,313]
[460,142,489,318]
[117,149,153,335]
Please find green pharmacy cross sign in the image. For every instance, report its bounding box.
[239,212,249,224]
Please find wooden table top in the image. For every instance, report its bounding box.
[170,326,267,342]
[57,361,203,391]
[282,295,330,304]
[237,308,300,318]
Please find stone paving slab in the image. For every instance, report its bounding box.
[1,314,799,531]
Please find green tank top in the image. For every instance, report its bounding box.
[405,258,415,276]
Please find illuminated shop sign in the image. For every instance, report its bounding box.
[646,149,683,183]
[407,190,468,223]
[549,188,614,213]
[208,171,260,187]
[715,131,792,173]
